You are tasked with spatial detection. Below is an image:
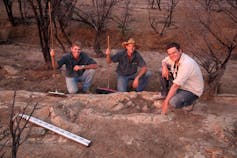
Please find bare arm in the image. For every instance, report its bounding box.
[132,66,147,89]
[85,64,97,69]
[105,48,112,63]
[73,64,97,71]
[136,66,147,79]
[50,49,59,69]
[162,83,180,114]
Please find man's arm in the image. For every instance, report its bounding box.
[84,64,97,69]
[105,48,112,63]
[162,83,180,114]
[50,49,60,69]
[136,66,147,79]
[73,64,97,71]
[132,66,147,89]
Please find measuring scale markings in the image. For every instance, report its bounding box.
[19,114,91,146]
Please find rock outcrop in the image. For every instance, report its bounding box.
[0,90,236,158]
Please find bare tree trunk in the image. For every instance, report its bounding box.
[27,0,52,67]
[73,0,119,57]
[149,0,161,9]
[0,123,8,158]
[111,0,132,38]
[17,0,25,21]
[52,0,76,52]
[94,31,104,57]
[9,91,38,158]
[205,68,224,96]
[3,0,16,26]
[26,0,76,66]
[148,0,178,36]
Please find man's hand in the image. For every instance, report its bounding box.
[73,65,84,71]
[105,48,112,63]
[132,77,139,89]
[162,100,169,115]
[50,49,56,70]
[161,84,179,115]
[50,49,55,57]
[105,48,110,56]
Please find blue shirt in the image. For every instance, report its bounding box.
[111,50,146,76]
[57,52,96,77]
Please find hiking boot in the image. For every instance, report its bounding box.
[183,104,195,112]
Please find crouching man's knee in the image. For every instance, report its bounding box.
[67,88,78,94]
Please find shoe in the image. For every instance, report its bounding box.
[183,104,195,112]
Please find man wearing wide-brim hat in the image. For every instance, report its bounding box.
[106,38,151,92]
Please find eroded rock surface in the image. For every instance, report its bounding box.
[0,90,237,158]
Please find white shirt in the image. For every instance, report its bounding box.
[162,53,204,97]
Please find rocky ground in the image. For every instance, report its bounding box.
[1,0,237,157]
[0,90,237,158]
[0,43,237,158]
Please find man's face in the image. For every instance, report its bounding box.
[167,47,182,62]
[126,43,135,55]
[71,45,81,59]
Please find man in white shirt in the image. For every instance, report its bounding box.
[160,42,204,114]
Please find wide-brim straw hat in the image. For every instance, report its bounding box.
[121,38,139,48]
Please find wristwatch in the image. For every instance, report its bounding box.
[81,65,85,69]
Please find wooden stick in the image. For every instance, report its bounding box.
[48,1,54,49]
[107,35,110,50]
[48,1,55,70]
[107,35,110,88]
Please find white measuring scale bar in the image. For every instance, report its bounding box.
[19,114,91,146]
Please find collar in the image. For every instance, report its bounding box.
[177,53,185,65]
[123,49,137,59]
[70,52,82,61]
[171,53,184,66]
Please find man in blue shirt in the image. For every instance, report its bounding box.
[50,41,97,94]
[105,38,151,92]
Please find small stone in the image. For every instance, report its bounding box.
[153,100,162,108]
[193,152,205,158]
[126,101,134,107]
[29,127,46,138]
[3,65,19,75]
[142,105,149,112]
[112,103,124,111]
